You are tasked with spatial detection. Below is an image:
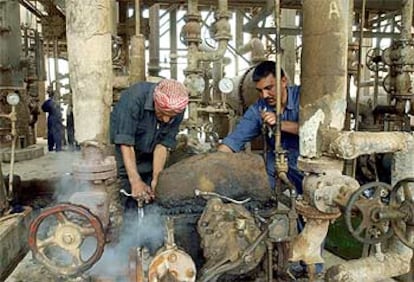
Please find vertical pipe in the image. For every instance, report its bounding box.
[129,0,145,82]
[148,4,161,77]
[170,8,178,79]
[354,0,366,132]
[66,0,112,144]
[401,0,413,41]
[135,0,140,35]
[299,0,348,159]
[53,38,60,101]
[281,9,297,83]
[235,10,243,73]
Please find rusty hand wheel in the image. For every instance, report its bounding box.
[390,178,414,249]
[28,203,106,277]
[345,181,393,244]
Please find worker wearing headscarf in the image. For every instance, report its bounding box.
[110,79,189,208]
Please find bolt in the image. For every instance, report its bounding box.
[168,253,177,263]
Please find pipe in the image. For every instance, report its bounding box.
[326,131,410,159]
[290,219,329,265]
[7,105,17,202]
[299,0,349,159]
[326,239,412,281]
[237,38,266,64]
[354,0,366,132]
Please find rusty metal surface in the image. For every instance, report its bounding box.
[329,131,409,159]
[28,203,106,277]
[156,152,272,207]
[197,198,265,278]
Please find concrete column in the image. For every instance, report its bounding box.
[281,9,297,83]
[299,0,348,159]
[66,0,112,144]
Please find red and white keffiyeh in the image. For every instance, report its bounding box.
[153,79,189,113]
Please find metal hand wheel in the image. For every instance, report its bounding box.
[345,181,393,244]
[28,203,106,276]
[390,178,414,249]
[366,48,385,72]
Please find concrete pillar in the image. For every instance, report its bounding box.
[66,0,113,144]
[281,9,297,83]
[299,0,348,159]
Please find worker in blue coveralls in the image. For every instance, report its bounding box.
[41,88,63,152]
[218,60,323,278]
[218,60,303,194]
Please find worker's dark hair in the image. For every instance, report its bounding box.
[252,60,285,82]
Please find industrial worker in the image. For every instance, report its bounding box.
[41,88,63,152]
[217,60,303,194]
[218,60,323,278]
[110,79,189,209]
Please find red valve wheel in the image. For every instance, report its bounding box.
[28,203,106,277]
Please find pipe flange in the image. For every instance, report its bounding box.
[296,200,341,220]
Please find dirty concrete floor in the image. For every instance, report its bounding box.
[1,139,397,282]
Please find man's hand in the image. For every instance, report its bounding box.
[261,111,277,126]
[131,179,154,203]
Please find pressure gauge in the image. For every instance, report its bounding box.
[184,74,205,94]
[6,92,20,106]
[218,77,234,94]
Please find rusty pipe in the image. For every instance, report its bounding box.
[290,219,329,265]
[326,131,410,160]
[326,238,412,281]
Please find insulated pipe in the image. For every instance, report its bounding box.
[66,0,112,144]
[129,0,146,83]
[237,38,266,64]
[148,4,161,77]
[326,239,412,281]
[326,131,410,160]
[299,0,348,159]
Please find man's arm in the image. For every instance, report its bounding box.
[262,112,298,135]
[120,144,152,200]
[281,120,298,135]
[151,144,169,192]
[217,144,234,152]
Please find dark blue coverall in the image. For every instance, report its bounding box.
[41,98,62,152]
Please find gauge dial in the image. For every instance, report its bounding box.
[6,92,20,106]
[218,77,234,94]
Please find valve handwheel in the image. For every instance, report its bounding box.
[345,181,393,244]
[366,47,385,72]
[390,178,414,249]
[28,203,106,277]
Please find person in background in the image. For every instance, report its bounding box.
[110,79,189,209]
[41,88,63,152]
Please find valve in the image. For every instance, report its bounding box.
[390,178,414,249]
[366,48,386,72]
[28,203,106,277]
[344,181,394,244]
